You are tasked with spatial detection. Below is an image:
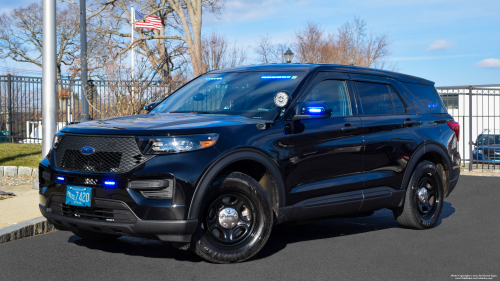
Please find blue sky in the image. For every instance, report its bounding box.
[2,0,499,86]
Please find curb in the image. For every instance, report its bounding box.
[0,217,56,244]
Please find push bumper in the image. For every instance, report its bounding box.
[40,205,197,242]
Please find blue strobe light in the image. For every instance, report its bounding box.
[57,176,65,181]
[104,180,116,187]
[307,107,325,114]
[261,75,292,79]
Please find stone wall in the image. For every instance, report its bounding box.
[0,166,38,178]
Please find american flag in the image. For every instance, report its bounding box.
[135,11,161,30]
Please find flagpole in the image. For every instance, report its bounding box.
[131,5,134,79]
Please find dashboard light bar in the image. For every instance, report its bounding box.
[206,77,222,81]
[261,75,292,79]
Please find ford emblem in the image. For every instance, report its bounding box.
[81,146,95,155]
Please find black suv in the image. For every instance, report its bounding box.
[39,64,461,263]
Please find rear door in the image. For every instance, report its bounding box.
[350,75,421,200]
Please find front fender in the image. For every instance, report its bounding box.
[187,148,286,220]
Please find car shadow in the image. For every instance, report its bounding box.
[69,203,455,262]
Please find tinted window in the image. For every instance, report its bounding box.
[402,82,447,114]
[301,80,352,117]
[477,134,500,145]
[356,82,393,115]
[389,85,406,114]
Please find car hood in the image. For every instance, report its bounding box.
[477,145,500,151]
[61,113,264,135]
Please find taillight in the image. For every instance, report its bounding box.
[447,120,460,141]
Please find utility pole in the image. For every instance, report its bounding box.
[80,0,90,122]
[42,0,57,156]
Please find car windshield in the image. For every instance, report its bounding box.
[477,134,500,145]
[150,72,306,120]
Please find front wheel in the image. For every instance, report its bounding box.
[393,160,444,229]
[191,172,273,263]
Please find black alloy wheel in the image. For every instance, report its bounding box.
[205,193,256,247]
[191,172,273,263]
[393,160,444,229]
[414,175,440,220]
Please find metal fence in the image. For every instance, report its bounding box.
[2,74,499,171]
[0,75,178,143]
[438,86,500,171]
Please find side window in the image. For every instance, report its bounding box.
[389,85,407,114]
[356,82,393,115]
[402,82,447,114]
[301,80,352,117]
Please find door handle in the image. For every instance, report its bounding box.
[403,119,419,126]
[341,124,357,131]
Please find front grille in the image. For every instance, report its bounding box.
[48,194,136,223]
[54,134,154,173]
[485,150,500,159]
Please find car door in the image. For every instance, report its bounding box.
[350,75,421,210]
[279,72,364,218]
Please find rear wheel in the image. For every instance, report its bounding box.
[191,172,273,263]
[393,160,444,229]
[72,229,121,242]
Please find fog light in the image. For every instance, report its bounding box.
[140,188,173,199]
[128,179,173,199]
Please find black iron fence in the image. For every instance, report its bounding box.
[2,74,499,171]
[437,86,500,170]
[0,75,181,143]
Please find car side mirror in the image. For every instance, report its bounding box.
[293,101,332,121]
[143,101,161,112]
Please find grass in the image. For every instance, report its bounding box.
[0,143,43,167]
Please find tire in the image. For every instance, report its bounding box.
[190,172,273,263]
[72,229,121,242]
[393,160,444,230]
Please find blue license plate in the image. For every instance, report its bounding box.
[66,186,92,207]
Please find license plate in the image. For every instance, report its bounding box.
[66,186,92,207]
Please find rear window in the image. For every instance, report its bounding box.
[356,82,393,115]
[402,82,446,114]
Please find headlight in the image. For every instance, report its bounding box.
[52,133,64,149]
[136,133,219,154]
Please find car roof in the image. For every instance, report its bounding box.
[208,63,435,86]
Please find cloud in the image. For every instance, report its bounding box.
[427,39,454,51]
[475,58,500,68]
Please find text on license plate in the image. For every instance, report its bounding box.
[66,186,91,207]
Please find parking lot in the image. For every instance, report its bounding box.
[0,175,498,281]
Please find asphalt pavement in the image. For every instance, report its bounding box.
[1,175,499,281]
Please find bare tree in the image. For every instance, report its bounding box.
[201,30,248,71]
[254,35,290,64]
[290,18,393,69]
[68,0,224,80]
[0,3,81,78]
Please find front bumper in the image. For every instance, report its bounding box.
[40,204,197,242]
